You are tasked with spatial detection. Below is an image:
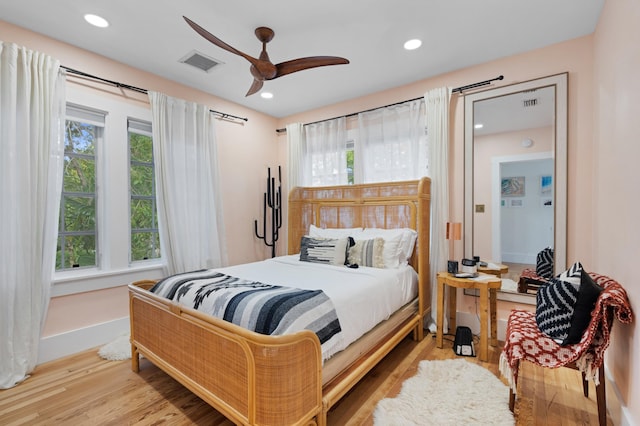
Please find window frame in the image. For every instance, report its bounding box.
[52,84,164,297]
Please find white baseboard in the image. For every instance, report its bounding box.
[38,317,130,364]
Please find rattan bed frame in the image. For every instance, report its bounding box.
[128,178,431,426]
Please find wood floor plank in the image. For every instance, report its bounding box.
[0,332,610,425]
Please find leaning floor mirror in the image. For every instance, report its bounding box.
[463,73,568,304]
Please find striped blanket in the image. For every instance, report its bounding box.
[149,269,344,359]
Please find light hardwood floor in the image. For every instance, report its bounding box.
[0,332,609,425]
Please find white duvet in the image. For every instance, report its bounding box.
[218,255,418,360]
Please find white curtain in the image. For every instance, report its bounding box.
[286,122,304,189]
[148,92,227,275]
[356,99,427,183]
[303,117,348,186]
[0,42,66,388]
[424,87,452,330]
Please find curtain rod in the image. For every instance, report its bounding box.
[275,75,504,133]
[61,66,249,123]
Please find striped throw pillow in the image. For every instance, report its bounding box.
[299,236,349,266]
[535,262,602,345]
[536,247,554,279]
[347,238,385,268]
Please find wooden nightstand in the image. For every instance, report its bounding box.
[436,271,502,361]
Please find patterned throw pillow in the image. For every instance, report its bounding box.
[299,236,349,266]
[358,228,417,268]
[535,247,555,279]
[347,238,385,268]
[535,262,603,345]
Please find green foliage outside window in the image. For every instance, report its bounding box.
[129,132,161,261]
[346,149,354,185]
[57,120,98,269]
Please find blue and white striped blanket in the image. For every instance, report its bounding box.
[150,269,344,357]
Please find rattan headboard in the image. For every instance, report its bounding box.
[287,178,431,277]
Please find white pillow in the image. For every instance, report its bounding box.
[359,228,418,268]
[309,224,364,239]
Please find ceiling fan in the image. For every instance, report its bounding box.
[183,16,350,97]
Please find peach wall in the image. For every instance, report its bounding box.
[593,0,639,423]
[42,286,129,336]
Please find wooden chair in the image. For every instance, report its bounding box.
[500,273,633,425]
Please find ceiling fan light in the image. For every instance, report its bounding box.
[261,92,274,99]
[404,39,422,50]
[84,14,109,28]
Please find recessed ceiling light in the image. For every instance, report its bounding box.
[84,14,109,28]
[261,92,273,99]
[474,123,484,129]
[404,39,422,50]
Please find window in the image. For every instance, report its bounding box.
[57,105,104,270]
[128,119,161,262]
[346,141,354,185]
[53,85,162,296]
[301,101,428,188]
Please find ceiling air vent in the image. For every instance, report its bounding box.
[179,50,223,73]
[522,98,538,108]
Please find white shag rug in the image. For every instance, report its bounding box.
[98,333,131,361]
[374,358,514,426]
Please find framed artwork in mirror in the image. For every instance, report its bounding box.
[540,175,552,195]
[501,176,525,197]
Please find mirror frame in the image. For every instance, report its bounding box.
[463,73,568,303]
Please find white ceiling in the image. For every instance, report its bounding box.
[0,0,604,118]
[474,85,556,136]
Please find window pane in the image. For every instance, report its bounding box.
[65,121,96,154]
[58,112,100,272]
[58,235,97,268]
[130,165,154,196]
[63,195,96,231]
[131,232,160,261]
[131,198,154,228]
[129,124,160,263]
[346,149,354,185]
[63,156,96,192]
[129,133,153,162]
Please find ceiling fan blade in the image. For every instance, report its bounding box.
[183,16,261,68]
[246,79,264,97]
[275,56,349,79]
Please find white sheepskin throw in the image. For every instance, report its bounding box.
[97,333,131,361]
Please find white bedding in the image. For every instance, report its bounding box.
[219,255,418,360]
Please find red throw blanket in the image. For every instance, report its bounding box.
[500,273,633,389]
